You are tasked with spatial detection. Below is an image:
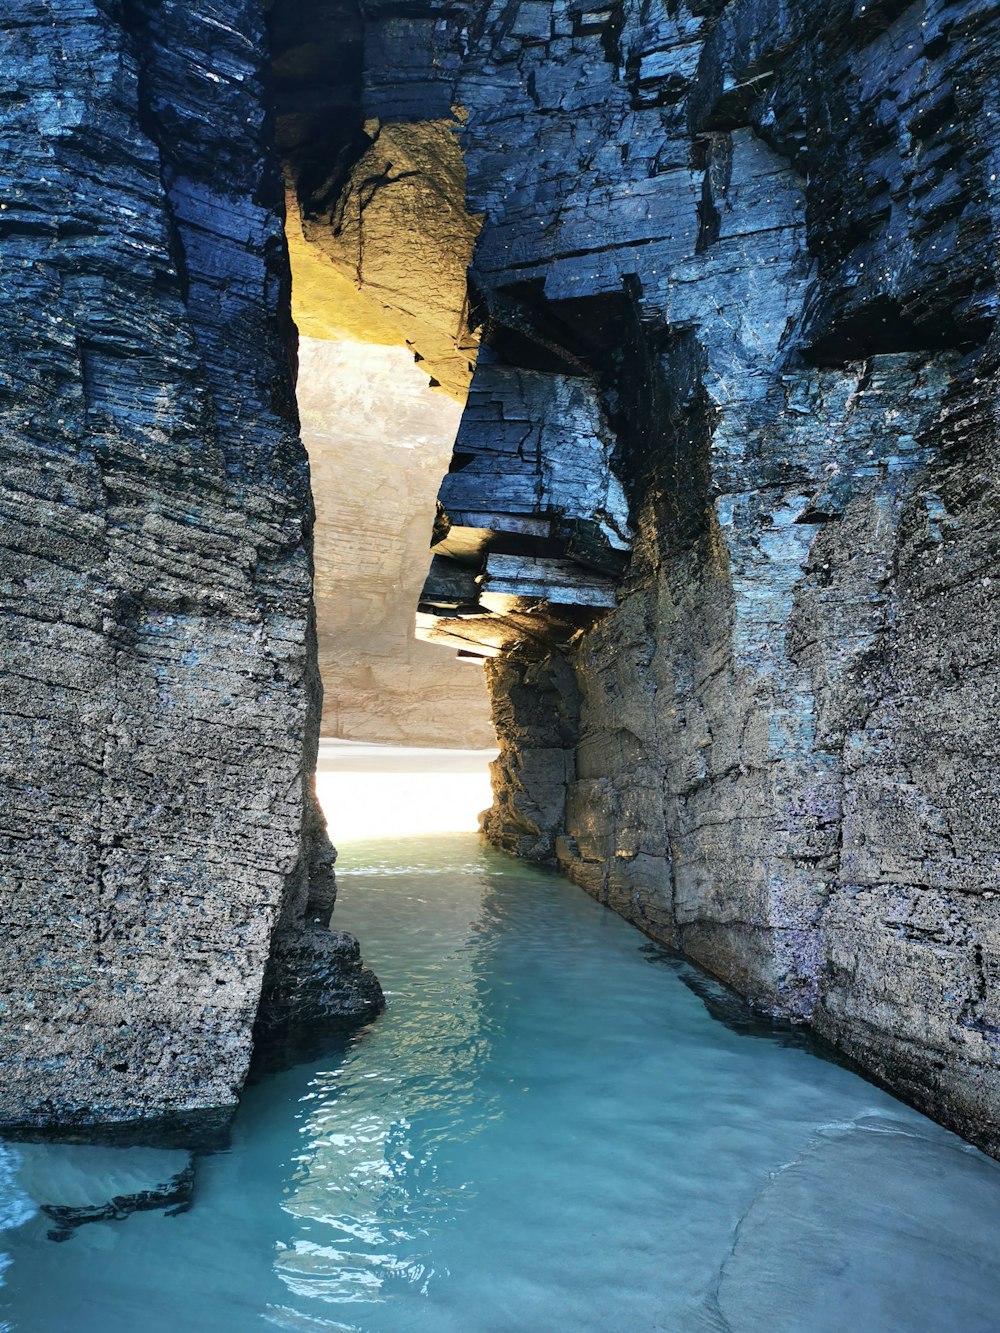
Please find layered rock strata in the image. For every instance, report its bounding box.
[0,0,379,1135]
[408,0,1000,1154]
[4,0,1000,1163]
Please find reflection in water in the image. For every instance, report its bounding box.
[275,853,500,1309]
[2,835,1000,1333]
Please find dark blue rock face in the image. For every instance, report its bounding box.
[0,0,379,1135]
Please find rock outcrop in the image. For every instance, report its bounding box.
[407,0,1000,1155]
[4,0,999,1163]
[0,0,379,1136]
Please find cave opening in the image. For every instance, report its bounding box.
[268,0,636,856]
[271,0,498,840]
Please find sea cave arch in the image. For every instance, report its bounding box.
[270,0,636,822]
[1,0,999,1169]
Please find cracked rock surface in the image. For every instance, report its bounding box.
[375,0,1000,1154]
[0,0,379,1134]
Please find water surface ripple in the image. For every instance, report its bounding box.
[3,834,1000,1331]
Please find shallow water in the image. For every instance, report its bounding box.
[3,833,1000,1331]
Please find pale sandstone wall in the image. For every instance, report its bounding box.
[297,338,493,747]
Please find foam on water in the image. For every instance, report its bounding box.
[0,1145,35,1333]
[0,1148,33,1237]
[2,834,1000,1331]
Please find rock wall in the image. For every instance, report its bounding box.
[5,0,999,1156]
[297,337,493,746]
[408,0,1000,1154]
[0,0,379,1135]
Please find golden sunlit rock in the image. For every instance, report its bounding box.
[288,116,481,400]
[285,192,404,347]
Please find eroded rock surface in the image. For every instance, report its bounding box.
[402,0,1000,1154]
[273,0,481,398]
[273,0,492,748]
[0,0,379,1134]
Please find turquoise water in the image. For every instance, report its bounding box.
[3,833,1000,1331]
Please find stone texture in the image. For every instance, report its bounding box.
[403,0,1000,1154]
[5,0,1000,1163]
[296,337,493,746]
[418,348,632,660]
[292,118,481,400]
[482,654,581,863]
[274,0,493,747]
[273,0,482,399]
[254,924,384,1040]
[0,0,379,1134]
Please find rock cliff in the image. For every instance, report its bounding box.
[273,0,493,748]
[0,0,380,1136]
[3,0,999,1160]
[410,0,1000,1153]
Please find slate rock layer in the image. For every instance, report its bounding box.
[4,0,1000,1161]
[0,0,379,1133]
[342,0,1000,1154]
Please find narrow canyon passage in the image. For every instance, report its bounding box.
[3,822,1000,1331]
[4,4,1000,1329]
